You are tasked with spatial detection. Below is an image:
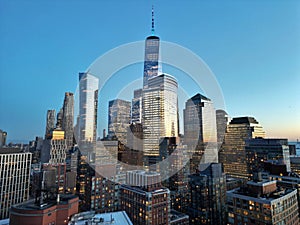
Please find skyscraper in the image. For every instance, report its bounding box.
[161,137,190,213]
[143,7,160,88]
[142,74,178,166]
[108,99,131,145]
[216,109,229,149]
[183,94,218,172]
[41,111,68,193]
[78,72,99,144]
[45,109,56,139]
[219,117,265,179]
[62,92,74,149]
[131,89,143,123]
[0,148,32,219]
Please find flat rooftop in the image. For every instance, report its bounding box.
[12,194,78,211]
[69,211,133,225]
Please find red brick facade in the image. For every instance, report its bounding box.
[10,196,79,225]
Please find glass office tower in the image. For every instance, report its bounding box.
[142,74,178,165]
[143,35,160,88]
[108,99,131,145]
[184,94,218,172]
[219,117,265,179]
[78,72,99,144]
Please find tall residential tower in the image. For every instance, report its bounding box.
[62,92,74,149]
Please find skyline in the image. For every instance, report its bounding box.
[0,1,300,142]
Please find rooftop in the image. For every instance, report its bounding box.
[69,211,133,225]
[170,210,189,223]
[0,147,26,154]
[228,183,296,204]
[230,117,258,125]
[190,93,211,102]
[146,35,159,40]
[11,194,78,211]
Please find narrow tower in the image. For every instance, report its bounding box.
[143,6,160,88]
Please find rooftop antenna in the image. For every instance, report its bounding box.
[151,5,155,35]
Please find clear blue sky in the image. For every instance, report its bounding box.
[0,0,299,142]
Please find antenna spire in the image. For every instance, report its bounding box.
[151,5,155,34]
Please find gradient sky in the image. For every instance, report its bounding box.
[0,0,299,142]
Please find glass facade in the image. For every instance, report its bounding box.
[219,117,265,179]
[143,36,160,88]
[131,89,143,124]
[108,99,131,145]
[142,74,178,163]
[78,72,99,144]
[184,94,218,172]
[246,138,291,176]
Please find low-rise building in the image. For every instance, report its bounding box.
[68,211,133,225]
[10,194,79,225]
[227,177,299,225]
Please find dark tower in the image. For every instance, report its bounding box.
[62,92,74,149]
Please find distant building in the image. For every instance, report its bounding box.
[0,148,32,219]
[78,72,99,144]
[45,110,56,139]
[246,138,291,176]
[41,130,67,164]
[184,94,218,173]
[290,156,300,175]
[226,177,246,191]
[124,123,143,166]
[216,109,229,149]
[69,211,133,225]
[0,130,7,147]
[227,177,299,225]
[120,171,170,225]
[131,89,143,123]
[219,117,265,179]
[62,92,74,150]
[188,163,227,225]
[9,194,79,225]
[41,113,68,193]
[289,144,297,156]
[161,137,190,213]
[169,210,189,225]
[142,74,178,166]
[96,140,118,168]
[108,99,131,145]
[76,144,119,213]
